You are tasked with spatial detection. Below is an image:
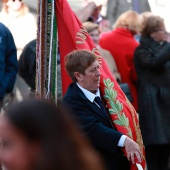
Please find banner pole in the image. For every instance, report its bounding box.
[36,0,58,102]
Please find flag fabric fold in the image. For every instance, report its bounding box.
[55,0,146,169]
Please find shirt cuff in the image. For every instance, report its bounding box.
[118,135,127,147]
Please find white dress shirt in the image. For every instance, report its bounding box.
[76,83,127,147]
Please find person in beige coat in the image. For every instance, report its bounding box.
[0,0,36,59]
[0,0,36,104]
[83,21,121,82]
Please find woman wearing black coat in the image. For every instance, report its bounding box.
[134,16,170,170]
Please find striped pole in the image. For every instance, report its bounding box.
[36,0,58,102]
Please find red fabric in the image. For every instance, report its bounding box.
[56,1,146,169]
[99,28,139,110]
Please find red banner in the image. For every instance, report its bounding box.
[56,0,146,169]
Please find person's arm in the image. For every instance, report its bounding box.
[63,95,122,153]
[3,26,18,94]
[124,137,142,164]
[74,2,97,23]
[134,42,170,69]
[63,95,142,164]
[118,135,142,164]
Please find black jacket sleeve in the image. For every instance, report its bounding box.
[134,42,170,69]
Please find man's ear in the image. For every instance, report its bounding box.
[74,72,83,82]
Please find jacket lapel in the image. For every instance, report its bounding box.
[73,83,112,125]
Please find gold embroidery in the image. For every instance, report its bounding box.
[103,79,133,138]
[103,78,145,161]
[76,26,88,44]
[91,48,103,66]
[126,98,145,160]
[76,26,103,65]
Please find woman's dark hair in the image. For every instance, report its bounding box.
[141,15,164,37]
[4,99,103,170]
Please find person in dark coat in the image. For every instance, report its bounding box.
[19,39,36,91]
[62,50,142,170]
[134,15,170,170]
[18,39,63,101]
[0,22,18,108]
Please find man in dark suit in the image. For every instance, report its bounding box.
[62,50,142,170]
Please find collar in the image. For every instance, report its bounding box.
[76,83,100,102]
[114,28,134,38]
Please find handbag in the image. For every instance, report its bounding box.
[119,83,133,102]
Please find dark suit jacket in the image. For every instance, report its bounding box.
[62,83,130,170]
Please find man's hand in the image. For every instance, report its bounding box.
[124,137,142,164]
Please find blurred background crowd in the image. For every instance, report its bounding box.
[0,0,170,170]
[0,0,169,102]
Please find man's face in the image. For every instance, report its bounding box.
[78,60,101,93]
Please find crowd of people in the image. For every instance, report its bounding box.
[0,0,170,170]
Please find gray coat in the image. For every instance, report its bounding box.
[107,0,151,26]
[134,37,170,146]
